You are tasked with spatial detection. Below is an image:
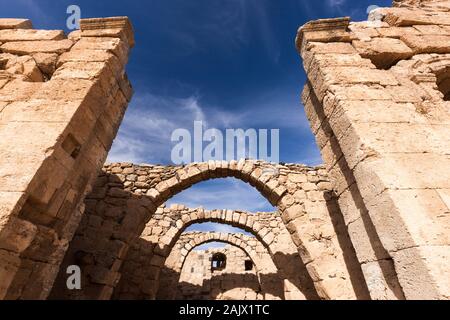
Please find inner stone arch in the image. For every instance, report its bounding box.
[112,206,319,300]
[155,232,284,300]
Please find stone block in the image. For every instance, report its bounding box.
[0,39,73,55]
[0,19,32,30]
[0,29,64,42]
[352,37,414,68]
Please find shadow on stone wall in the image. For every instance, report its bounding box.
[325,194,372,299]
[157,268,266,300]
[306,81,405,299]
[48,167,358,300]
[112,236,320,300]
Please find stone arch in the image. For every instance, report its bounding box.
[156,231,284,300]
[176,232,266,274]
[52,160,359,300]
[121,206,318,300]
[144,160,285,207]
[150,206,280,256]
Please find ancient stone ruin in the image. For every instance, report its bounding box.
[0,0,449,300]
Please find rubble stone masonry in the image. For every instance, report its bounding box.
[168,242,269,300]
[159,233,279,300]
[50,160,362,300]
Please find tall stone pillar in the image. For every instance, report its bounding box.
[296,1,450,299]
[0,16,134,299]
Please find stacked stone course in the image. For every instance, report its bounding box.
[114,208,312,299]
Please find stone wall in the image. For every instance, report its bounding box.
[157,232,279,300]
[0,17,133,299]
[50,160,362,300]
[113,206,317,299]
[296,0,450,299]
[175,245,263,300]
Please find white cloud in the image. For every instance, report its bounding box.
[107,85,317,165]
[107,92,216,164]
[327,0,346,7]
[166,178,275,212]
[107,132,149,164]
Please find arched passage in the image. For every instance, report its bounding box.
[177,244,262,300]
[155,232,283,300]
[50,160,359,300]
[174,233,266,274]
[114,206,318,299]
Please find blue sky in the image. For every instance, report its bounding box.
[2,0,391,239]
